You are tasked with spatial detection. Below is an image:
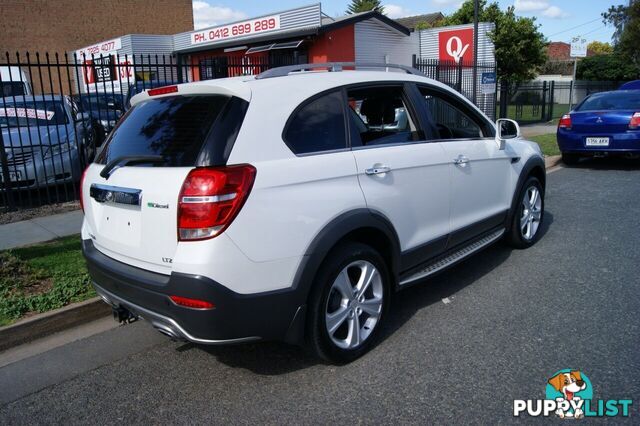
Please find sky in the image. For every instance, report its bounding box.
[192,0,619,44]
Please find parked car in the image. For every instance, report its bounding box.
[1,66,32,97]
[0,95,98,189]
[619,80,640,90]
[557,90,640,164]
[81,64,546,363]
[73,93,124,139]
[124,80,179,110]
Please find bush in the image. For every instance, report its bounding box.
[577,54,640,81]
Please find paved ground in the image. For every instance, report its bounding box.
[0,210,82,250]
[521,123,556,138]
[1,159,639,423]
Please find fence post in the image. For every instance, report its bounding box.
[499,80,508,118]
[412,54,416,69]
[0,130,16,211]
[540,81,547,123]
[548,81,555,121]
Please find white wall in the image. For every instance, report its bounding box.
[354,18,419,67]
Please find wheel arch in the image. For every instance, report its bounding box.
[283,208,401,344]
[507,155,546,226]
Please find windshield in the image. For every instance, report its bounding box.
[0,101,68,128]
[576,92,640,111]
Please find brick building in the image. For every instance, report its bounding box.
[547,42,571,60]
[0,0,193,94]
[0,0,193,54]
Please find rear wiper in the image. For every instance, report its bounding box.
[100,155,164,179]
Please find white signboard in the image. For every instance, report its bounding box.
[76,37,122,59]
[190,15,281,45]
[570,37,587,58]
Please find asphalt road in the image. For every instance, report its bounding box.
[1,159,639,424]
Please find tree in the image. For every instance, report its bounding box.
[442,0,547,83]
[346,0,384,14]
[587,41,613,56]
[577,54,639,81]
[603,2,640,67]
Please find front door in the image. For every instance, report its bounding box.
[417,85,512,247]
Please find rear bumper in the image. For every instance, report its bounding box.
[82,239,305,344]
[557,130,640,154]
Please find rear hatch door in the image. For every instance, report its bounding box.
[82,89,248,274]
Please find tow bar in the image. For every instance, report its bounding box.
[113,305,139,324]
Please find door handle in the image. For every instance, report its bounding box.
[365,165,391,175]
[453,155,469,167]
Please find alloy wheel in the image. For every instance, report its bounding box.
[325,260,384,350]
[520,185,542,240]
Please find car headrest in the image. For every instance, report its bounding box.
[360,97,396,125]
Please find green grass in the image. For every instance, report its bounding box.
[529,133,561,157]
[0,235,93,327]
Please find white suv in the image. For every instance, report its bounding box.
[81,64,545,363]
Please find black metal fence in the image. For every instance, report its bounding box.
[0,52,297,213]
[497,80,621,124]
[413,57,498,120]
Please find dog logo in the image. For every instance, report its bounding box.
[546,370,592,419]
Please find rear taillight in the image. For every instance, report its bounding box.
[177,165,256,241]
[629,112,640,129]
[79,167,88,213]
[558,114,572,130]
[147,85,178,96]
[169,295,215,309]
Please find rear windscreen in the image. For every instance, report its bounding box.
[97,95,230,167]
[576,92,640,111]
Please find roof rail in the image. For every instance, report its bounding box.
[255,62,427,80]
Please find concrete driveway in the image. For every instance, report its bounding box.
[1,159,639,423]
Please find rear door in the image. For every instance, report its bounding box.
[416,85,511,247]
[348,83,451,268]
[82,92,246,274]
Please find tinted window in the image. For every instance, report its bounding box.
[347,86,423,147]
[419,87,485,140]
[284,91,347,154]
[576,91,640,111]
[2,82,27,97]
[97,95,229,167]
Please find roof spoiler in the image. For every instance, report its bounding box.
[255,62,427,80]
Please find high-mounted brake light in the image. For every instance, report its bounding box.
[79,167,89,213]
[558,114,572,130]
[629,112,640,129]
[147,85,178,96]
[169,295,215,309]
[177,165,256,241]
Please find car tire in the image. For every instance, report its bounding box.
[505,176,544,249]
[306,242,390,364]
[562,153,580,165]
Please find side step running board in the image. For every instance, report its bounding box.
[399,229,505,286]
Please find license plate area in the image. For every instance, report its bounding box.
[585,137,610,147]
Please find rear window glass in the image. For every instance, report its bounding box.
[284,91,347,154]
[576,92,640,111]
[97,95,229,166]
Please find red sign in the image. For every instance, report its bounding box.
[191,15,281,45]
[438,28,474,64]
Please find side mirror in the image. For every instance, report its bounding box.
[495,118,520,150]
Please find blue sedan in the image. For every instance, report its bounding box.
[557,90,640,165]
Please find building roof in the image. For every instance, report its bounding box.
[394,13,444,31]
[321,10,411,35]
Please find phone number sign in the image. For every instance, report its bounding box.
[190,15,281,45]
